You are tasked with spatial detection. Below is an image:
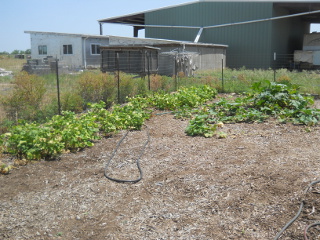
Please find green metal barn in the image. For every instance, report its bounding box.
[99,0,320,69]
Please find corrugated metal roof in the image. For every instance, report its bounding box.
[98,1,198,24]
[24,31,111,39]
[24,30,228,48]
[98,1,320,27]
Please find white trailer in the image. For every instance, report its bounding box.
[294,32,320,68]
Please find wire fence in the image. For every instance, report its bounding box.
[1,53,320,127]
[2,53,317,76]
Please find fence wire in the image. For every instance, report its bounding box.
[1,53,320,125]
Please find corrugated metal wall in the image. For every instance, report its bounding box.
[201,2,273,69]
[146,3,201,42]
[145,1,307,69]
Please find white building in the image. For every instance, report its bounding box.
[24,31,227,73]
[24,31,110,69]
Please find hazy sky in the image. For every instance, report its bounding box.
[1,0,320,52]
[0,0,189,52]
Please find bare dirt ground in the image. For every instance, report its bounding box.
[1,100,320,240]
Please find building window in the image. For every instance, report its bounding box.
[38,45,47,55]
[63,44,73,54]
[91,44,100,55]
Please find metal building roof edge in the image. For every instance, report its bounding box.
[97,1,198,23]
[98,0,320,24]
[108,35,228,48]
[24,30,228,48]
[24,31,110,39]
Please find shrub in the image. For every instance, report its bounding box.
[60,92,84,113]
[276,75,291,85]
[134,77,148,95]
[118,72,135,103]
[78,72,116,108]
[150,74,172,92]
[1,71,46,122]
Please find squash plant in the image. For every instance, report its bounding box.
[185,80,320,138]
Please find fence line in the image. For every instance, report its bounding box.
[2,53,315,76]
[1,53,320,125]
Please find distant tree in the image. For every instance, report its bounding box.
[11,50,24,55]
[0,51,9,55]
[25,49,31,54]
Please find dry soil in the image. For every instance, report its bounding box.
[1,101,320,239]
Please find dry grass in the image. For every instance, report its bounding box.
[0,56,26,74]
[0,83,15,123]
[0,105,6,121]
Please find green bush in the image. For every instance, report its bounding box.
[61,92,84,113]
[134,77,148,96]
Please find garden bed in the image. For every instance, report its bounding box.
[1,100,320,239]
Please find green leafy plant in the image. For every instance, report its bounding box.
[248,80,319,125]
[185,114,217,138]
[49,111,100,151]
[2,122,64,160]
[150,85,217,110]
[185,80,319,137]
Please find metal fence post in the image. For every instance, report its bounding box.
[147,51,151,91]
[273,52,277,82]
[174,56,178,91]
[116,52,120,103]
[56,58,61,115]
[222,58,224,93]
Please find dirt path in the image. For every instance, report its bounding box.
[1,112,320,239]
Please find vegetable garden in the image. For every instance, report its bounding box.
[1,78,319,173]
[1,68,320,239]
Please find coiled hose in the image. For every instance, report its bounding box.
[104,125,150,183]
[274,179,320,240]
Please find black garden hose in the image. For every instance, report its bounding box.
[104,125,150,183]
[304,222,320,240]
[274,201,305,240]
[274,179,320,240]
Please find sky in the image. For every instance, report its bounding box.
[0,0,189,52]
[1,0,320,53]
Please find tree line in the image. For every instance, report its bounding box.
[0,49,31,55]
